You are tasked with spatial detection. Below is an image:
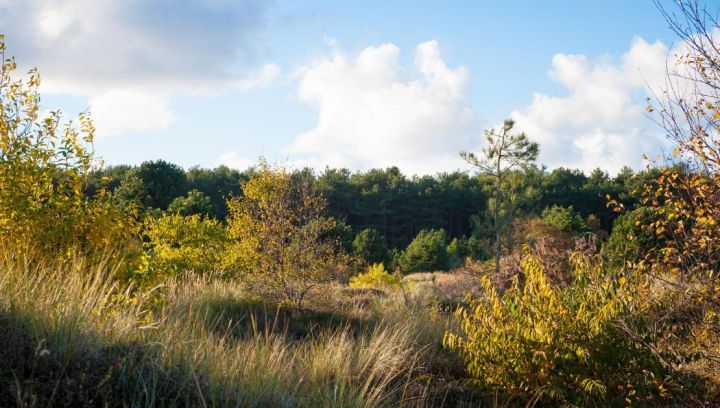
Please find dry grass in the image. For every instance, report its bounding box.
[0,251,434,407]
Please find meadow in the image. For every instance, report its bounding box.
[2,1,720,407]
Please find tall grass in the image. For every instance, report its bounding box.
[0,250,430,407]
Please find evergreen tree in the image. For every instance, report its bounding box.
[461,119,539,275]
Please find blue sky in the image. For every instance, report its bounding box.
[0,0,692,174]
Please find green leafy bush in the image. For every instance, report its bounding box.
[603,206,659,268]
[541,205,587,233]
[447,235,486,268]
[352,228,388,266]
[398,229,448,272]
[168,189,216,217]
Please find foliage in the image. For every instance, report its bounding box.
[446,238,463,269]
[445,251,672,405]
[186,164,246,218]
[317,167,487,249]
[461,119,539,274]
[76,158,649,254]
[85,164,134,196]
[116,160,188,210]
[398,229,449,272]
[643,0,720,370]
[349,263,400,290]
[446,235,486,268]
[648,170,720,277]
[352,228,389,266]
[225,162,347,307]
[603,207,659,268]
[145,214,229,275]
[539,166,634,231]
[0,35,137,260]
[500,219,600,287]
[541,204,588,233]
[167,189,215,217]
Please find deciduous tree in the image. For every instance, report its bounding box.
[225,162,346,307]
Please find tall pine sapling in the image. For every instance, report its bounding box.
[461,119,538,275]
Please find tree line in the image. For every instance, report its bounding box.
[87,158,657,253]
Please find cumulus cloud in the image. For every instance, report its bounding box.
[287,40,477,175]
[89,89,176,136]
[218,151,257,170]
[510,38,671,173]
[0,0,275,135]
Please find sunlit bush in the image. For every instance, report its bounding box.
[225,162,347,307]
[445,250,672,405]
[145,213,229,275]
[446,235,486,268]
[0,36,138,261]
[349,263,400,290]
[603,206,659,268]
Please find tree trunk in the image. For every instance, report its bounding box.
[494,182,501,276]
[494,144,503,277]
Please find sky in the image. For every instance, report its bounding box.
[0,0,700,175]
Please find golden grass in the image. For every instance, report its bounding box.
[0,251,433,407]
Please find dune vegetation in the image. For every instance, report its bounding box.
[2,2,720,407]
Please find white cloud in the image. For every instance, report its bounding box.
[36,7,73,39]
[89,89,176,136]
[233,63,281,91]
[218,151,256,170]
[0,0,275,136]
[287,40,477,175]
[510,38,670,173]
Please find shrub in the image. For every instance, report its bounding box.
[541,205,587,233]
[398,229,449,272]
[167,189,215,217]
[329,219,354,253]
[0,36,137,261]
[447,235,486,268]
[145,214,229,275]
[603,206,659,268]
[352,228,388,266]
[446,238,464,269]
[225,162,347,307]
[349,263,400,290]
[499,220,599,287]
[445,250,672,405]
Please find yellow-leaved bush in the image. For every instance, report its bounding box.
[444,249,673,405]
[349,263,400,290]
[0,35,138,262]
[145,214,230,276]
[225,162,347,307]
